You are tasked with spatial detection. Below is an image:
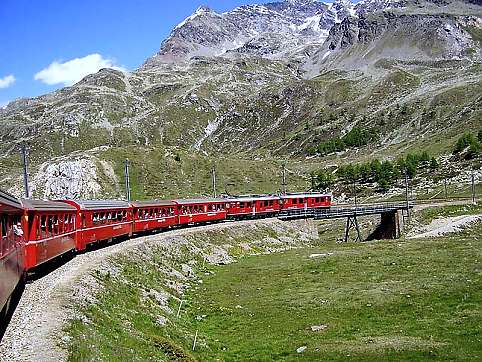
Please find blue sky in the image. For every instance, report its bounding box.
[0,0,354,106]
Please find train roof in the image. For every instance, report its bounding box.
[131,200,176,208]
[62,200,131,210]
[173,198,226,205]
[0,189,22,211]
[281,193,331,199]
[21,199,77,212]
[228,195,280,202]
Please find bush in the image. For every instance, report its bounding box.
[478,129,482,143]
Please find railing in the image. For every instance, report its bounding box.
[278,202,414,220]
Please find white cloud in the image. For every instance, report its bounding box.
[0,74,16,89]
[34,53,125,86]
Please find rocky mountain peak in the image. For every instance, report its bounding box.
[196,5,213,13]
[142,0,349,68]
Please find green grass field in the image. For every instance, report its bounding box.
[184,230,481,361]
[65,211,482,361]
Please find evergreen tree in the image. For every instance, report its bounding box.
[315,169,335,190]
[429,157,439,170]
[454,133,479,154]
[420,151,431,165]
[370,159,382,181]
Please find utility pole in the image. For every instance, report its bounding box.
[405,170,410,218]
[444,177,448,200]
[211,163,217,198]
[472,170,476,205]
[281,164,287,195]
[311,172,315,192]
[353,180,358,209]
[124,159,131,202]
[21,144,30,199]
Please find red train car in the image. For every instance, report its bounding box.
[280,193,332,211]
[21,199,77,271]
[61,200,132,251]
[174,199,227,225]
[131,201,177,233]
[226,195,281,219]
[0,191,24,317]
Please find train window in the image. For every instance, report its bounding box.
[40,216,46,238]
[53,216,59,235]
[240,202,245,208]
[46,216,52,236]
[0,215,6,256]
[1,215,7,239]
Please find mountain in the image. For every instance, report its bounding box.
[143,0,353,67]
[0,0,481,200]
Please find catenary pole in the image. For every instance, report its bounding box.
[281,164,287,195]
[211,163,217,198]
[472,170,476,205]
[21,144,30,199]
[124,159,131,202]
[405,170,410,218]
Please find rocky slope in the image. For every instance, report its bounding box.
[0,0,481,199]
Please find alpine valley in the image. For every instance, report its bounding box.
[1,0,481,200]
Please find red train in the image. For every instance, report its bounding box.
[0,191,332,320]
[0,191,24,320]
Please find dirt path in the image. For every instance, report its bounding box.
[413,199,479,211]
[408,214,482,239]
[0,219,296,362]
